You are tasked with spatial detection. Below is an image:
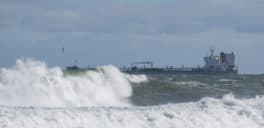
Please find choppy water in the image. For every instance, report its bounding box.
[132,74,264,106]
[0,59,264,128]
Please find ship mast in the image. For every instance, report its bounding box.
[210,48,214,57]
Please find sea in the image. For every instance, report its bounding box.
[0,58,264,128]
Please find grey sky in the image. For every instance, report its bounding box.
[0,0,264,74]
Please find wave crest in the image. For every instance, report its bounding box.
[0,58,147,107]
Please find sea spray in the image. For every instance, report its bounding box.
[0,58,147,107]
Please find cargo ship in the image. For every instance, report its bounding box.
[121,48,238,75]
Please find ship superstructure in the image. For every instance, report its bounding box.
[203,48,236,73]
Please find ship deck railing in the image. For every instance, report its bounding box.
[120,67,203,72]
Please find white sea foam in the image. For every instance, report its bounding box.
[0,94,264,128]
[125,74,148,84]
[0,58,147,107]
[218,79,237,82]
[175,81,207,87]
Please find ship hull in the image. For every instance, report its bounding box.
[122,68,238,75]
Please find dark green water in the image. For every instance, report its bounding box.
[132,74,264,106]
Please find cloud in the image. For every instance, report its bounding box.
[0,0,264,73]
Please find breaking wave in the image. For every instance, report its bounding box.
[0,59,147,107]
[1,94,264,128]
